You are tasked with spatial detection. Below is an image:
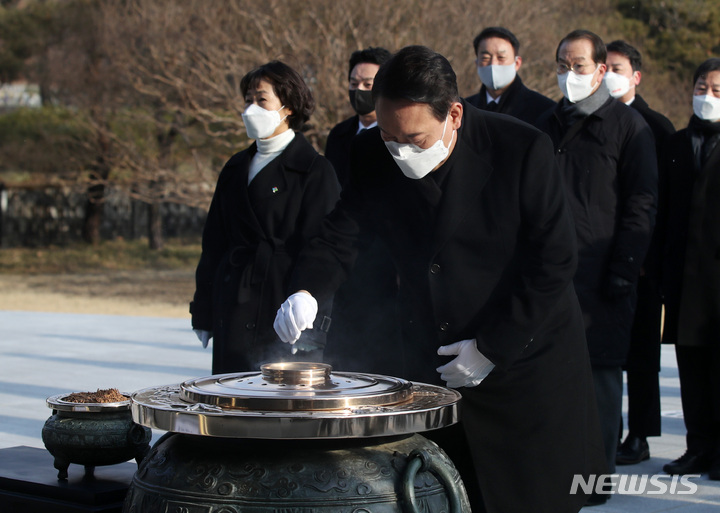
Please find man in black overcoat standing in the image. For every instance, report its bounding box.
[659,57,720,478]
[325,47,392,187]
[604,40,675,466]
[465,26,555,126]
[322,47,401,375]
[536,30,658,506]
[275,45,606,513]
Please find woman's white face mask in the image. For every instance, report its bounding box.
[558,66,599,103]
[242,103,287,139]
[384,115,454,179]
[693,95,720,122]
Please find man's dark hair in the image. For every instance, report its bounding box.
[240,60,314,131]
[348,47,392,80]
[606,40,642,72]
[693,58,720,85]
[556,29,607,64]
[472,27,520,56]
[372,45,458,121]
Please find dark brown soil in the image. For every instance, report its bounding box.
[64,388,129,403]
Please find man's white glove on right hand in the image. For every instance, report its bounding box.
[436,338,495,388]
[273,292,318,345]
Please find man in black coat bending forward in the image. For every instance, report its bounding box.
[274,45,606,513]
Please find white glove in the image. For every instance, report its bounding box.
[436,338,495,388]
[273,292,318,345]
[194,329,212,349]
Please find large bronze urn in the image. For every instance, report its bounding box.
[124,362,468,512]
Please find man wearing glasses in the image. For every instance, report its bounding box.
[537,29,658,506]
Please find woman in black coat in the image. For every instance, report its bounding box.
[190,61,340,374]
[661,58,720,479]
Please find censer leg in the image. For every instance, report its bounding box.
[53,457,69,480]
[84,465,96,479]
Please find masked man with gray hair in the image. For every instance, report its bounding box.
[536,29,658,507]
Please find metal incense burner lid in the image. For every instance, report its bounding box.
[131,362,460,439]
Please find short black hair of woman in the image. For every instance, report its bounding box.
[693,58,720,86]
[348,47,392,80]
[473,26,520,56]
[556,29,607,64]
[372,45,459,122]
[240,61,314,131]
[606,40,642,72]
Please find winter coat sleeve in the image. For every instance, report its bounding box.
[289,133,379,301]
[290,155,341,257]
[607,113,658,281]
[473,131,579,370]
[189,160,235,331]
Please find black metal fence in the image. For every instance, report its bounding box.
[0,183,207,247]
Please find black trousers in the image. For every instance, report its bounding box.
[623,276,662,437]
[675,345,720,457]
[592,365,623,473]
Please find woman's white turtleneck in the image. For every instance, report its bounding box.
[248,129,296,184]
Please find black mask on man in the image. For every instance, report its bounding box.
[349,89,375,116]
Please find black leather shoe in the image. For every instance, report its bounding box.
[663,451,712,475]
[585,492,610,507]
[616,434,650,465]
[709,460,720,480]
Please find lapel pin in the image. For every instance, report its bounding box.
[272,187,279,194]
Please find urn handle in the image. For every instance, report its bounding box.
[401,449,467,513]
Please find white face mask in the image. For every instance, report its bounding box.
[558,67,598,103]
[477,62,517,91]
[384,115,454,180]
[603,71,631,99]
[242,103,287,139]
[693,95,720,121]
